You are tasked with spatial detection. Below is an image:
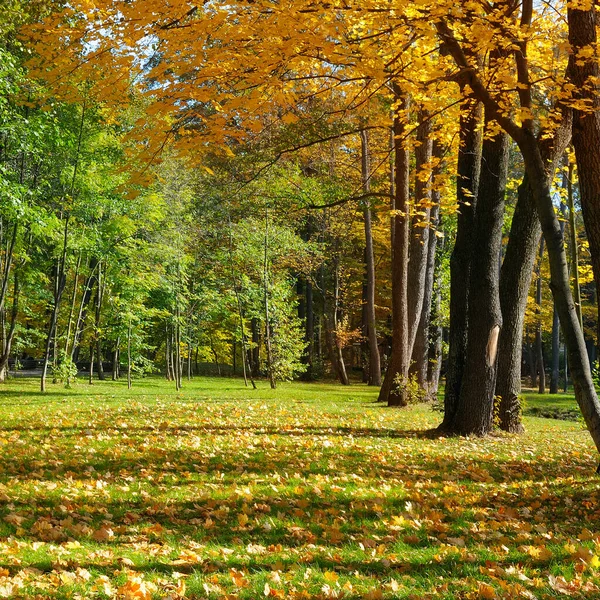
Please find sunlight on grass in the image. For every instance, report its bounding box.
[0,377,597,598]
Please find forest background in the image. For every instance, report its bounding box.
[2,0,600,440]
[3,2,600,599]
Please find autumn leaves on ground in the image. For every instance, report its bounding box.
[0,379,596,599]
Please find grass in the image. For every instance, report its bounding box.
[521,389,581,421]
[0,376,598,599]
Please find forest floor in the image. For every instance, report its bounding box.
[0,376,597,599]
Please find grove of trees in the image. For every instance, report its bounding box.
[3,0,600,451]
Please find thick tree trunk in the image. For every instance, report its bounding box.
[447,126,508,435]
[360,129,382,386]
[440,97,483,427]
[379,93,410,406]
[495,177,540,431]
[568,5,600,350]
[495,114,572,431]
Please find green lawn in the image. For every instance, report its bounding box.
[0,376,598,598]
[521,390,581,422]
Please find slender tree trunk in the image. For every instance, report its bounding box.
[127,320,132,389]
[440,97,483,427]
[379,93,411,406]
[535,239,546,394]
[64,252,82,356]
[567,161,584,331]
[411,140,443,395]
[209,332,221,377]
[41,216,70,392]
[95,262,105,381]
[0,273,20,380]
[305,280,315,379]
[447,124,508,435]
[89,341,94,385]
[251,318,260,377]
[407,111,433,359]
[360,129,382,386]
[551,200,567,394]
[112,339,120,381]
[263,208,276,389]
[165,324,171,380]
[71,257,99,363]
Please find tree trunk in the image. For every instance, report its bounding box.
[64,252,82,356]
[89,342,94,385]
[95,262,105,381]
[567,5,600,352]
[440,97,483,427]
[331,246,349,385]
[305,279,315,380]
[411,140,443,395]
[127,320,132,389]
[447,125,508,435]
[535,238,545,394]
[379,92,411,406]
[519,130,600,456]
[263,208,276,389]
[0,273,20,380]
[550,202,566,394]
[495,114,572,431]
[112,339,120,381]
[71,257,98,363]
[567,161,584,331]
[41,216,70,392]
[407,111,433,359]
[360,129,382,386]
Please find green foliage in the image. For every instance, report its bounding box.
[392,372,427,405]
[50,353,77,388]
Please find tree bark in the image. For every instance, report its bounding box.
[0,273,19,380]
[567,5,600,351]
[407,111,433,359]
[447,124,508,435]
[379,92,410,406]
[495,113,572,431]
[534,238,546,394]
[41,216,69,392]
[411,140,443,395]
[550,202,566,394]
[567,161,584,331]
[440,96,483,427]
[360,129,382,386]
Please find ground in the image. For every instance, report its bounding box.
[0,377,598,599]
